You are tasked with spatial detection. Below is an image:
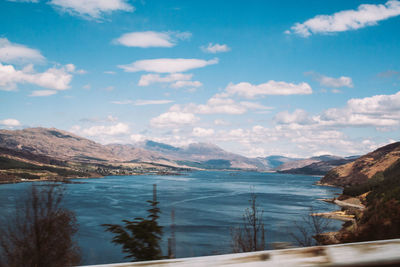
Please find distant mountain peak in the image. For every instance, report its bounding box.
[145,140,181,152]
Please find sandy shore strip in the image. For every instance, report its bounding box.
[311,211,355,222]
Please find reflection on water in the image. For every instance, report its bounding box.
[0,171,342,265]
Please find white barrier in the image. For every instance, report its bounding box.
[83,238,400,267]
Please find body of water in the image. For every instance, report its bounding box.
[0,171,342,265]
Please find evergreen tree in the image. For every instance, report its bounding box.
[102,184,162,261]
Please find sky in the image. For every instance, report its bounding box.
[1,0,400,158]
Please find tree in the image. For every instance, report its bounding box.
[288,208,331,247]
[0,184,80,267]
[231,191,266,253]
[102,184,163,261]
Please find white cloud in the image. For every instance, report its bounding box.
[170,80,202,89]
[138,73,192,86]
[214,119,230,126]
[172,95,271,115]
[192,127,215,137]
[239,101,273,111]
[66,64,86,74]
[201,43,231,53]
[204,91,400,157]
[80,122,130,136]
[0,63,74,91]
[150,111,199,128]
[288,0,400,37]
[138,73,202,89]
[115,31,191,48]
[306,72,353,88]
[317,91,400,127]
[225,81,312,98]
[274,109,312,125]
[0,118,21,126]
[133,99,173,106]
[212,124,381,158]
[183,97,246,115]
[0,38,45,64]
[130,133,146,143]
[118,58,218,73]
[272,91,400,129]
[29,90,57,97]
[49,0,134,19]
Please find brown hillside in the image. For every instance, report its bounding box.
[0,127,165,164]
[320,142,400,187]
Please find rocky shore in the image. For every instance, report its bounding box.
[314,196,366,244]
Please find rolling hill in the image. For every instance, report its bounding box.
[320,142,400,187]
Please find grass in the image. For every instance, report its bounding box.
[0,156,87,177]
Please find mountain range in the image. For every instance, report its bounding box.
[0,127,359,182]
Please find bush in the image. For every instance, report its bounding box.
[231,192,266,252]
[0,185,80,267]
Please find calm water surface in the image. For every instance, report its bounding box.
[0,171,342,265]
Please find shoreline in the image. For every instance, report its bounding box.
[0,170,187,185]
[315,197,364,221]
[315,195,366,244]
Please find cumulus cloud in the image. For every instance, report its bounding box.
[49,0,134,19]
[78,122,130,136]
[118,58,218,73]
[225,81,312,98]
[170,95,272,115]
[150,111,199,128]
[130,133,146,143]
[138,73,193,86]
[306,71,353,88]
[0,63,74,91]
[138,73,202,89]
[0,38,45,64]
[274,109,312,125]
[212,124,383,158]
[317,91,400,127]
[201,43,231,53]
[288,0,400,37]
[186,97,247,115]
[0,118,21,127]
[214,119,230,126]
[273,91,400,129]
[170,80,202,89]
[192,127,215,137]
[115,31,191,48]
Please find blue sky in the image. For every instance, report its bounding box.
[1,0,400,157]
